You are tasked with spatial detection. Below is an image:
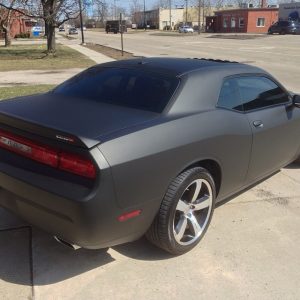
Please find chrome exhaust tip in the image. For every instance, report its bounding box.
[54,236,81,250]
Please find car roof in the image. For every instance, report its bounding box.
[99,57,265,77]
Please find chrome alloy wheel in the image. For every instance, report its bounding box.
[173,179,213,246]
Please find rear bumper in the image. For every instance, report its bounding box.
[0,167,156,249]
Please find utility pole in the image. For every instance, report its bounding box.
[144,0,146,30]
[202,0,205,31]
[120,13,124,56]
[185,0,188,25]
[78,0,85,45]
[198,0,201,34]
[169,0,172,30]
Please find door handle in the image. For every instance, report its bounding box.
[253,120,264,128]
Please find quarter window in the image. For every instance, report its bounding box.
[257,18,265,27]
[217,78,243,111]
[236,76,289,111]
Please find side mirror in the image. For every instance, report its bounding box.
[293,94,300,108]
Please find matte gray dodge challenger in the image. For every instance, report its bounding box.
[0,58,299,255]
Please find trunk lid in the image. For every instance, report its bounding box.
[0,93,159,148]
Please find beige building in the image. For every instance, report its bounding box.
[133,6,234,30]
[133,8,184,30]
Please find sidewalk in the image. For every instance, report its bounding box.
[0,68,83,87]
[0,36,114,87]
[57,35,115,64]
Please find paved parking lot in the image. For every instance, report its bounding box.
[80,31,300,93]
[0,32,300,299]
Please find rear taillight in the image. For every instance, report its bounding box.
[60,152,96,179]
[0,129,96,179]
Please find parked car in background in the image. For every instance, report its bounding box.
[0,58,299,255]
[268,20,300,34]
[68,27,78,35]
[179,26,194,33]
[58,26,65,32]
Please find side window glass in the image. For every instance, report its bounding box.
[236,76,289,111]
[218,78,243,111]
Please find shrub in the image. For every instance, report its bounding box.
[15,32,30,39]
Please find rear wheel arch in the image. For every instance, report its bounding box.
[180,159,222,197]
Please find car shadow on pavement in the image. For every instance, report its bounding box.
[31,228,115,286]
[0,209,115,286]
[113,236,174,261]
[284,161,300,169]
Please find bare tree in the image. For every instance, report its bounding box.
[0,0,85,53]
[93,0,108,25]
[0,0,16,46]
[152,0,169,9]
[130,0,142,24]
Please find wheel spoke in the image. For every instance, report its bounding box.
[175,215,187,242]
[190,179,203,203]
[176,199,189,212]
[187,213,202,237]
[193,195,211,211]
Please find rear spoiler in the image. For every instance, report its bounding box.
[0,112,99,149]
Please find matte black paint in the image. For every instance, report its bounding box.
[0,58,299,249]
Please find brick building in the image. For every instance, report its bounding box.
[206,8,278,33]
[0,11,36,39]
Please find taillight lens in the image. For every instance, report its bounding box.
[0,129,96,179]
[59,152,96,179]
[0,130,58,167]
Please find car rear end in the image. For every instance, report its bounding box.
[0,63,181,248]
[0,115,117,248]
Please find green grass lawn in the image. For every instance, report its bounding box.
[0,44,95,71]
[0,85,55,100]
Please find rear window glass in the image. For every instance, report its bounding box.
[53,67,179,113]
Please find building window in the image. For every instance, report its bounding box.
[231,17,236,28]
[223,18,228,28]
[239,17,244,28]
[257,18,265,27]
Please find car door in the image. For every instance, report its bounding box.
[236,75,300,183]
[216,77,253,196]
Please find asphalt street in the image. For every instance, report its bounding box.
[81,31,300,93]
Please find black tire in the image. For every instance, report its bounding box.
[146,167,216,255]
[294,156,300,164]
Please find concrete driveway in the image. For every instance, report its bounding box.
[1,163,300,300]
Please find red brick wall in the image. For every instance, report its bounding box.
[0,12,33,39]
[214,9,278,33]
[215,11,248,33]
[10,13,32,37]
[246,10,278,33]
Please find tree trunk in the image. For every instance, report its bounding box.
[44,22,49,37]
[47,24,56,53]
[3,28,11,47]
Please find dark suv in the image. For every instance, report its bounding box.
[268,20,300,35]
